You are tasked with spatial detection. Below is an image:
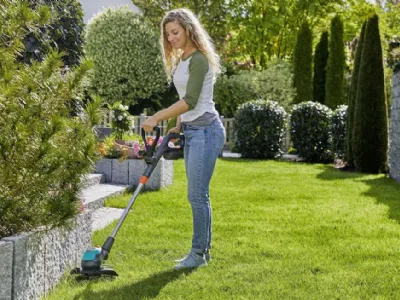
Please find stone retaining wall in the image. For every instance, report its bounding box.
[0,211,92,300]
[390,70,400,182]
[95,158,173,190]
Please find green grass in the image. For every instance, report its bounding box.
[44,159,400,299]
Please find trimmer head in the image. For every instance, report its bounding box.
[70,246,118,278]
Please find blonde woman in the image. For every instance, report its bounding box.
[142,8,226,270]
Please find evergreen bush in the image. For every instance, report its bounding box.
[21,0,85,66]
[352,15,388,173]
[0,1,96,238]
[85,7,167,106]
[234,100,287,159]
[290,101,333,163]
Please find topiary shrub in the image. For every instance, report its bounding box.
[290,101,333,163]
[21,0,85,66]
[85,7,167,106]
[0,1,96,238]
[234,100,287,159]
[331,105,347,159]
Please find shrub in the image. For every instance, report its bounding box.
[331,105,347,159]
[214,72,258,118]
[85,7,167,106]
[326,15,346,109]
[293,20,313,104]
[234,100,287,159]
[214,60,295,117]
[352,14,388,174]
[290,101,333,163]
[0,1,96,239]
[251,60,296,112]
[21,0,85,66]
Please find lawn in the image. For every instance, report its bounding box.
[44,158,400,299]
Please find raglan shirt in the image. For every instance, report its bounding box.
[173,50,218,125]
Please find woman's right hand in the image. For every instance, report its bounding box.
[168,126,181,134]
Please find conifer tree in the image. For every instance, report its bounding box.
[352,15,388,173]
[313,31,329,104]
[345,22,366,166]
[326,15,345,109]
[293,20,313,104]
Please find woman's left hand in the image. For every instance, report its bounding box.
[142,115,158,132]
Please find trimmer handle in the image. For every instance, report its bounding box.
[141,126,161,158]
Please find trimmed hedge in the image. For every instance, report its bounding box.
[290,101,333,163]
[234,100,287,159]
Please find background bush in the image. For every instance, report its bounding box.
[0,1,96,238]
[20,0,85,66]
[85,7,167,106]
[331,105,347,159]
[234,100,287,159]
[214,60,295,117]
[290,101,333,163]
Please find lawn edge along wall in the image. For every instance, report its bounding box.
[0,212,92,300]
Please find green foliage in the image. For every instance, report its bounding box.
[109,102,134,140]
[352,14,388,174]
[20,0,85,66]
[290,101,333,163]
[85,7,167,106]
[234,100,287,159]
[313,31,329,104]
[331,105,347,159]
[326,15,346,109]
[0,0,96,238]
[293,20,313,104]
[346,22,366,166]
[214,60,295,117]
[84,94,108,130]
[214,72,258,118]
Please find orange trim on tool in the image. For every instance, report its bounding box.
[140,176,148,184]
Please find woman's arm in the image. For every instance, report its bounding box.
[142,99,189,132]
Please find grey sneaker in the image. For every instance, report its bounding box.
[174,251,207,270]
[175,251,211,263]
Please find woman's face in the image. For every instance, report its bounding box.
[165,21,188,50]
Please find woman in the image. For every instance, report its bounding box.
[141,8,225,270]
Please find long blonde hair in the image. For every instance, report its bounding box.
[160,8,221,83]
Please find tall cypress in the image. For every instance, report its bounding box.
[352,14,388,173]
[326,15,345,109]
[293,20,313,104]
[313,31,329,104]
[345,22,366,166]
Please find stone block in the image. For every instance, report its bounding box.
[111,159,129,185]
[0,241,13,300]
[95,159,112,182]
[2,211,92,300]
[128,158,174,190]
[3,232,45,300]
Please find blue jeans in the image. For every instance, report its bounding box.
[182,118,225,254]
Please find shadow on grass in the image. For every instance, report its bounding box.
[73,268,194,300]
[316,165,400,223]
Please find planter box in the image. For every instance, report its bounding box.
[0,211,92,300]
[95,158,173,190]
